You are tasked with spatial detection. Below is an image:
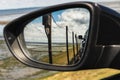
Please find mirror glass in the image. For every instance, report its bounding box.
[23,8,90,66]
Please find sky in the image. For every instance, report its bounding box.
[0,0,119,36]
[0,0,119,10]
[24,8,90,42]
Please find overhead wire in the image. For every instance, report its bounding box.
[51,15,73,33]
[51,15,62,28]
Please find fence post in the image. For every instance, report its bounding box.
[72,32,75,61]
[75,34,79,54]
[66,26,69,64]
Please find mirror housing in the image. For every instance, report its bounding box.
[4,2,120,71]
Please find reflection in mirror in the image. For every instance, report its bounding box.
[23,8,90,66]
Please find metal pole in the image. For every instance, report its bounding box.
[42,14,52,64]
[75,34,78,54]
[72,32,75,59]
[48,26,52,64]
[66,26,69,64]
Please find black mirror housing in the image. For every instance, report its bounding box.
[4,2,120,71]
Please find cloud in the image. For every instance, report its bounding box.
[54,8,90,35]
[52,8,90,42]
[24,23,48,42]
[24,8,90,43]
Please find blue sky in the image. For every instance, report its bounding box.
[0,0,119,10]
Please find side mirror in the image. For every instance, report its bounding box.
[4,2,120,71]
[23,7,90,65]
